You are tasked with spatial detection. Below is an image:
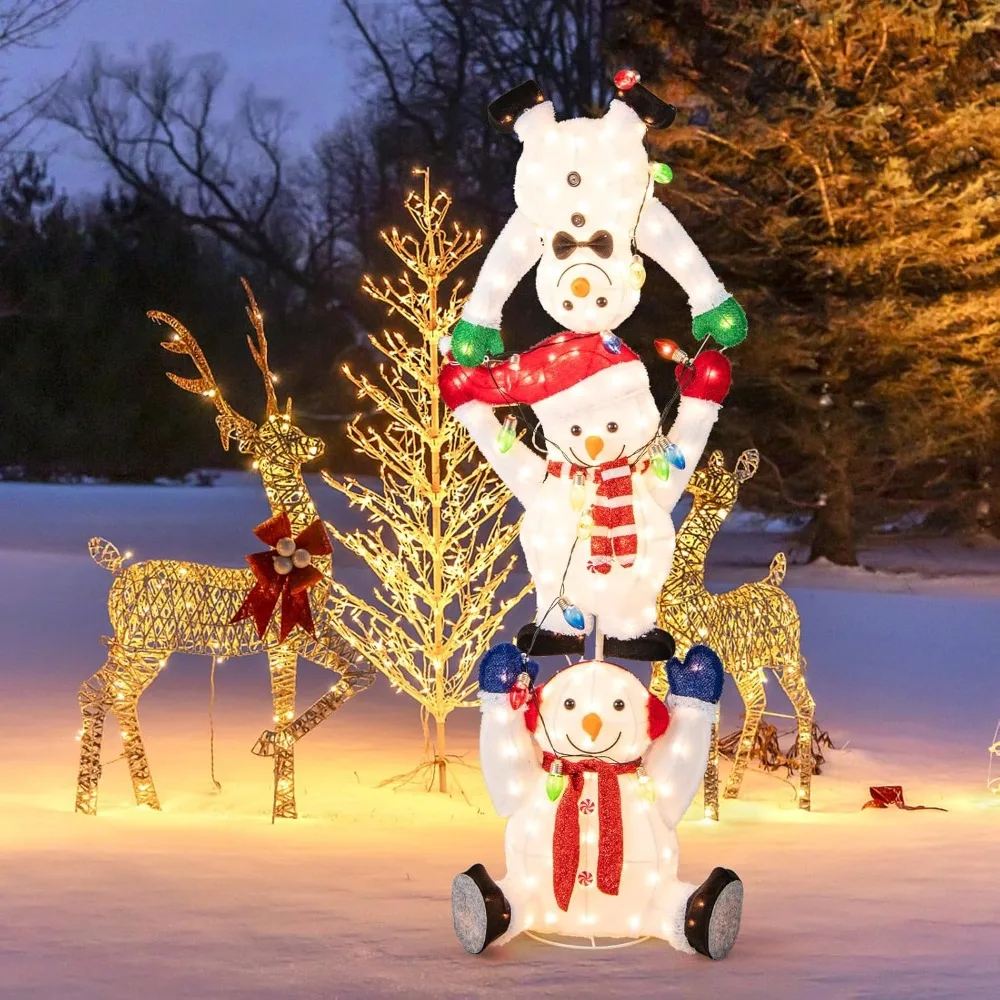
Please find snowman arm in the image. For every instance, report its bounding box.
[461,209,543,331]
[644,396,720,513]
[453,400,546,508]
[635,198,730,317]
[479,691,542,816]
[645,694,717,829]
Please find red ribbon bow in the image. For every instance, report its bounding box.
[542,751,641,912]
[230,512,331,642]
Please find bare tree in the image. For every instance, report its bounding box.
[0,0,81,154]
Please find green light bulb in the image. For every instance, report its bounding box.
[496,414,517,454]
[650,161,673,184]
[652,453,671,482]
[545,772,566,802]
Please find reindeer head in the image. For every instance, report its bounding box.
[149,280,325,472]
[685,449,759,515]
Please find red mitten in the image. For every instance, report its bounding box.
[676,350,731,404]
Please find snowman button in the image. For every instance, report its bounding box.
[571,212,585,228]
[567,171,581,187]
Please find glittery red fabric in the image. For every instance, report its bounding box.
[541,751,641,911]
[546,458,650,574]
[230,513,331,642]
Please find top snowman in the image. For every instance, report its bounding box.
[449,73,748,367]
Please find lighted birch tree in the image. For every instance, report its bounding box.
[323,169,531,793]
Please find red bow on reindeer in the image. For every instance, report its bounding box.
[231,512,331,642]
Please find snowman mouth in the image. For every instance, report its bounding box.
[566,733,622,757]
[569,445,625,467]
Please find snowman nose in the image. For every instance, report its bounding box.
[571,276,591,298]
[582,713,603,741]
[585,435,604,460]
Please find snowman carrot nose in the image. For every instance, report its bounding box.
[582,712,603,741]
[570,276,591,297]
[585,435,604,460]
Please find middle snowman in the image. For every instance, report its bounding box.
[439,331,731,661]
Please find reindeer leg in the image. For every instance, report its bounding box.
[76,656,116,815]
[111,650,165,810]
[267,646,298,820]
[703,720,721,821]
[724,670,766,801]
[778,655,816,811]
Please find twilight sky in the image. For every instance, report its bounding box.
[5,0,358,193]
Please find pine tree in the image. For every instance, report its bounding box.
[322,170,531,793]
[621,0,1000,561]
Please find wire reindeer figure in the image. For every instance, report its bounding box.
[652,449,816,818]
[75,282,375,821]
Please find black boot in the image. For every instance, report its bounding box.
[515,622,585,658]
[684,867,743,960]
[603,628,676,662]
[451,864,512,954]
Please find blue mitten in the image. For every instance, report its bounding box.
[479,642,539,694]
[666,645,724,704]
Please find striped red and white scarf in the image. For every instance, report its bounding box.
[546,456,649,574]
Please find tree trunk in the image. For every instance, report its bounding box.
[808,460,858,565]
[436,717,447,794]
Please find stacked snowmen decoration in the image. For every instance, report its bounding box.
[440,71,746,958]
[451,643,743,958]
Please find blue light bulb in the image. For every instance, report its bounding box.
[665,443,686,470]
[558,596,586,631]
[600,332,622,354]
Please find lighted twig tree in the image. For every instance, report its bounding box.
[322,169,531,793]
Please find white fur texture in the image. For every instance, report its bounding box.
[478,659,715,946]
[460,98,729,333]
[454,388,719,640]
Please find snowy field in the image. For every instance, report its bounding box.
[1,477,999,999]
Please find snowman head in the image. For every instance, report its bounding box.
[488,79,676,334]
[529,337,660,468]
[525,659,670,763]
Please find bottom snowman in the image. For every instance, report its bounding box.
[452,644,743,959]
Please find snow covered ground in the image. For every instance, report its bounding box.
[1,479,999,999]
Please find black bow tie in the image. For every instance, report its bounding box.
[552,229,614,260]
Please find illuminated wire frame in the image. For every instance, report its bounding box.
[322,169,532,794]
[75,283,375,822]
[989,722,1000,795]
[652,449,816,818]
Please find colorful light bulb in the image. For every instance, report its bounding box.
[557,596,586,631]
[628,254,646,290]
[496,414,517,454]
[651,453,671,482]
[650,161,673,184]
[614,68,641,91]
[546,758,565,801]
[654,338,689,364]
[665,442,686,470]
[576,512,594,539]
[600,331,623,354]
[569,471,586,512]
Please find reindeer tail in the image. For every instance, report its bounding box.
[765,552,787,587]
[88,537,130,575]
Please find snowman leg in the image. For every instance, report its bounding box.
[646,869,744,959]
[642,877,699,954]
[601,607,675,662]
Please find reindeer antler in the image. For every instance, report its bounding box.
[241,279,279,418]
[149,310,256,450]
[734,449,760,483]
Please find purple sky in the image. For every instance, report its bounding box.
[5,0,358,193]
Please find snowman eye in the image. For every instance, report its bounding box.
[570,425,582,436]
[562,300,573,310]
[563,698,576,710]
[567,171,581,187]
[613,699,625,711]
[606,422,618,433]
[596,297,608,307]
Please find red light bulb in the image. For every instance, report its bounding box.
[614,69,640,91]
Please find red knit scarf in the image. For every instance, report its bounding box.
[541,751,642,912]
[546,457,650,575]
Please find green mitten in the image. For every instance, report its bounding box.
[450,319,505,367]
[691,296,747,348]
